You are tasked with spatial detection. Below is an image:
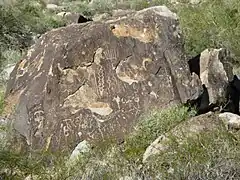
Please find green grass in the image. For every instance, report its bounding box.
[123,105,195,161]
[0,106,194,179]
[1,105,240,179]
[65,106,240,179]
[0,91,4,115]
[1,49,22,66]
[147,127,240,179]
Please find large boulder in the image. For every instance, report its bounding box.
[219,112,240,131]
[4,6,201,152]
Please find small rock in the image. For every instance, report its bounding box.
[188,48,234,114]
[69,140,91,163]
[57,12,91,24]
[46,4,64,11]
[24,175,38,180]
[46,4,58,10]
[0,64,16,83]
[119,176,133,180]
[219,112,240,131]
[56,11,67,17]
[0,118,7,126]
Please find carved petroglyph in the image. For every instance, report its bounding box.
[148,81,153,87]
[16,59,28,79]
[142,58,152,70]
[96,65,105,97]
[33,110,44,136]
[28,52,45,76]
[27,47,35,58]
[113,96,121,109]
[36,57,44,71]
[61,119,73,137]
[104,48,118,61]
[29,104,45,138]
[116,57,152,85]
[150,91,158,99]
[61,69,79,84]
[59,118,80,143]
[93,48,105,97]
[58,66,88,99]
[48,65,54,76]
[103,48,119,70]
[94,48,104,65]
[116,72,139,85]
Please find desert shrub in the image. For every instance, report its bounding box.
[1,0,64,49]
[123,106,195,161]
[177,0,240,63]
[0,91,4,115]
[1,105,240,179]
[1,49,22,66]
[0,0,64,70]
[63,0,168,16]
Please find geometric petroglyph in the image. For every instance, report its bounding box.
[29,104,45,138]
[115,58,152,85]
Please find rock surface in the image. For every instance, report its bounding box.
[69,140,91,164]
[188,48,234,114]
[0,63,16,84]
[199,48,233,105]
[4,6,201,152]
[143,112,222,162]
[46,4,58,11]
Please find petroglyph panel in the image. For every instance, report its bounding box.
[6,6,202,152]
[28,103,46,148]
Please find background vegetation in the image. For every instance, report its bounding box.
[0,0,64,72]
[1,0,240,70]
[1,0,240,179]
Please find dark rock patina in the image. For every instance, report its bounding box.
[4,6,201,152]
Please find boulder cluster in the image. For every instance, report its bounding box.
[2,6,240,155]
